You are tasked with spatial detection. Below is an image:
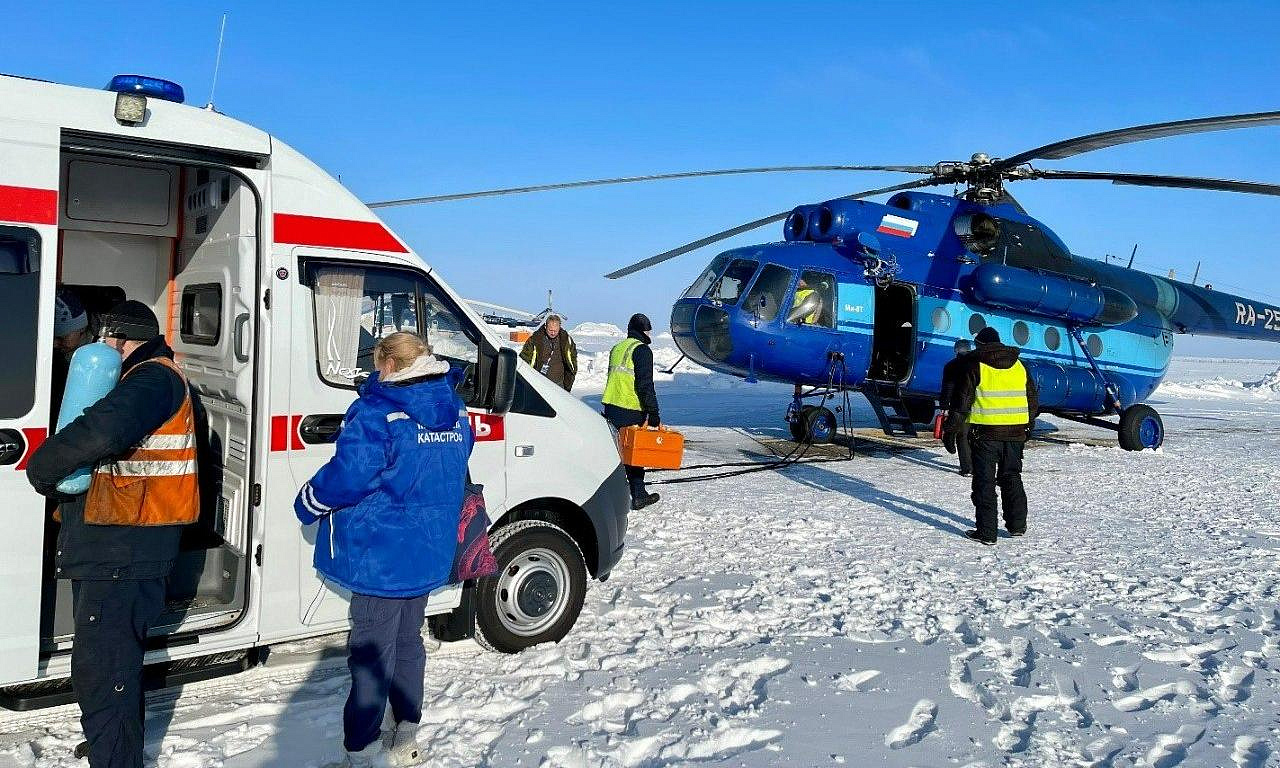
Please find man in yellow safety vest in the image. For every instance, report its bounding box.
[602,313,662,510]
[943,326,1039,545]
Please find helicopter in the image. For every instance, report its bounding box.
[368,112,1280,451]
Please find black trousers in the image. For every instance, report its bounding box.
[603,404,649,499]
[954,421,973,475]
[969,436,1028,539]
[70,578,167,768]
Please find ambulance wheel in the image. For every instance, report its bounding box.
[476,520,587,653]
[789,406,813,442]
[1118,404,1163,451]
[802,406,838,445]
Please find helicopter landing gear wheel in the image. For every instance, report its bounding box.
[788,406,812,442]
[798,406,837,445]
[1118,404,1163,451]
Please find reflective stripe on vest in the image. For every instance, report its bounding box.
[85,356,201,527]
[793,288,819,324]
[602,338,642,411]
[969,360,1030,426]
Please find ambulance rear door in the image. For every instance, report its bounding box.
[0,120,60,684]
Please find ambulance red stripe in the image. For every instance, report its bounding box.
[273,213,408,253]
[0,185,58,226]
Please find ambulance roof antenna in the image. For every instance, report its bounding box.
[1192,260,1201,285]
[1126,243,1138,269]
[205,13,228,111]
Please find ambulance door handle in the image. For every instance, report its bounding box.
[233,313,251,363]
[299,414,344,444]
[515,445,535,458]
[0,429,25,466]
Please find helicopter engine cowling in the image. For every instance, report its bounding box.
[784,205,821,241]
[968,263,1138,327]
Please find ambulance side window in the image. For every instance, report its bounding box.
[307,262,478,388]
[0,226,40,419]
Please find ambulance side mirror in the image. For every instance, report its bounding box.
[490,348,518,415]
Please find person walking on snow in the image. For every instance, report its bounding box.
[602,313,662,510]
[519,313,577,391]
[295,332,473,768]
[944,326,1038,546]
[940,338,976,476]
[26,300,199,768]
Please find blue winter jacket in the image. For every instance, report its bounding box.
[294,357,473,598]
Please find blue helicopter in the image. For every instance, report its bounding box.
[370,112,1280,450]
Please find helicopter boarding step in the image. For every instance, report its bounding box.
[861,382,919,438]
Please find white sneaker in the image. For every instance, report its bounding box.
[382,721,424,767]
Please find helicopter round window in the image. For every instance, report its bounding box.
[1013,321,1030,346]
[931,307,951,333]
[968,313,986,336]
[1044,326,1061,351]
[1087,334,1104,358]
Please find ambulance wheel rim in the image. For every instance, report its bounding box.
[496,547,571,636]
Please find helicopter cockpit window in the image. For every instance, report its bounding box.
[743,264,794,323]
[788,270,835,328]
[706,258,759,306]
[683,254,730,299]
[993,219,1072,271]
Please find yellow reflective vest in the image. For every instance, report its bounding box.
[969,360,1031,426]
[792,288,819,324]
[602,338,642,411]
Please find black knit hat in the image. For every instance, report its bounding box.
[628,313,652,335]
[101,300,161,341]
[975,327,1001,346]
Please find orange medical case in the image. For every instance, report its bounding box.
[617,425,685,469]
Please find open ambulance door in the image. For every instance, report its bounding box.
[0,123,60,685]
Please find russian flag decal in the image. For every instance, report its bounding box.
[876,214,919,238]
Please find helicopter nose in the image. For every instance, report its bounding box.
[671,301,736,370]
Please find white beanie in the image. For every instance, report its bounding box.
[54,290,89,337]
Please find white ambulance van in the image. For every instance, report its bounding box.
[0,73,630,708]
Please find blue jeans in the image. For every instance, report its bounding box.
[343,593,428,752]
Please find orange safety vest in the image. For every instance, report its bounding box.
[84,357,200,527]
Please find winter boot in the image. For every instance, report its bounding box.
[383,721,424,766]
[325,741,393,768]
[964,530,996,546]
[631,492,660,511]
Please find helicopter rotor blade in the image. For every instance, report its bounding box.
[604,176,945,279]
[1025,169,1280,197]
[996,111,1280,168]
[366,165,935,208]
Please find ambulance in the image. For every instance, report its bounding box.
[0,73,630,708]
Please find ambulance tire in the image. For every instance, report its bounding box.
[789,406,814,442]
[476,520,588,654]
[802,407,837,445]
[1118,404,1163,451]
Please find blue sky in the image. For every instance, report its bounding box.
[6,1,1280,356]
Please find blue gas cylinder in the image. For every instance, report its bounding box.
[55,342,121,494]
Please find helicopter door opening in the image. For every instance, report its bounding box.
[868,283,916,383]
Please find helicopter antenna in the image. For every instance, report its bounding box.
[205,13,228,110]
[1127,243,1138,269]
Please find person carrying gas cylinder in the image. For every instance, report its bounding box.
[939,338,976,476]
[295,331,473,768]
[602,313,661,510]
[519,313,577,391]
[944,327,1039,546]
[26,300,199,768]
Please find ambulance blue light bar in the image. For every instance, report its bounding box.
[106,74,185,104]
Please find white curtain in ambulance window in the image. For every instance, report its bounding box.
[314,267,367,385]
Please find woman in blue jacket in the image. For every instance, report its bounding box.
[295,332,473,768]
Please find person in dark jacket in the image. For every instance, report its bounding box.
[602,313,661,510]
[519,313,577,391]
[26,300,192,768]
[939,339,975,476]
[944,327,1039,546]
[295,331,473,768]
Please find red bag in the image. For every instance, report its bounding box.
[449,482,498,583]
[933,412,945,439]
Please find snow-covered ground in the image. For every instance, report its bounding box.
[3,331,1279,767]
